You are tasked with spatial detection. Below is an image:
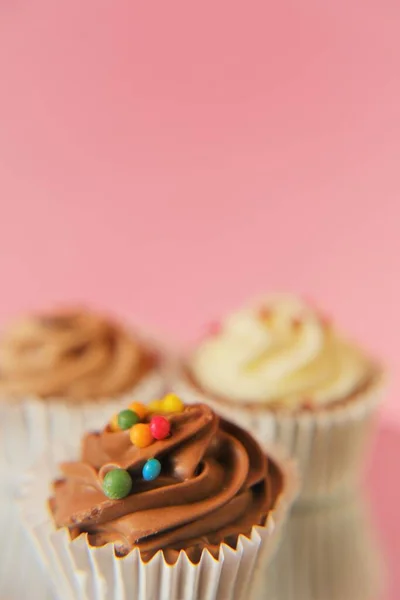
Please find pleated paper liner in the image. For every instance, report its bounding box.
[20,447,298,600]
[264,494,384,600]
[173,370,385,503]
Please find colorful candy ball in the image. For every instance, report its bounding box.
[150,415,170,440]
[117,409,140,430]
[148,399,164,414]
[128,402,148,420]
[109,413,120,432]
[130,423,153,448]
[102,468,132,499]
[162,393,184,414]
[142,458,161,481]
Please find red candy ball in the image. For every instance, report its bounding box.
[150,415,171,440]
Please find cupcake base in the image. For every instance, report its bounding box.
[20,447,298,600]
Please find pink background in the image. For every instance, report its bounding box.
[0,1,399,421]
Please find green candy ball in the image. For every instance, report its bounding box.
[102,469,132,500]
[117,409,140,430]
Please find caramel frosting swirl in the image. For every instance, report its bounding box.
[50,404,278,563]
[0,309,150,399]
[190,295,374,408]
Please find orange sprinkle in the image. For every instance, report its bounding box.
[130,423,153,448]
[109,414,120,432]
[128,402,148,420]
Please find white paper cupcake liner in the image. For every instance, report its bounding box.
[0,368,166,494]
[173,371,385,503]
[20,447,298,600]
[264,495,384,600]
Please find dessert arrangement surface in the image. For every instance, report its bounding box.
[0,297,396,599]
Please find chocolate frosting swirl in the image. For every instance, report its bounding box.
[50,404,279,563]
[0,309,150,399]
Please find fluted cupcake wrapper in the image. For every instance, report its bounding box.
[264,496,384,600]
[20,447,298,600]
[0,367,166,494]
[173,371,385,503]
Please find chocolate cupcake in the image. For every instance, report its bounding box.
[0,308,166,484]
[21,398,297,600]
[174,294,385,501]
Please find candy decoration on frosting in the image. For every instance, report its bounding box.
[142,458,161,481]
[162,393,184,413]
[109,413,120,432]
[150,415,170,440]
[128,402,148,420]
[117,409,140,430]
[109,395,185,450]
[102,468,132,499]
[147,394,185,415]
[130,423,153,448]
[148,399,164,414]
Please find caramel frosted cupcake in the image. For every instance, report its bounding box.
[0,308,166,484]
[174,294,385,501]
[21,399,297,600]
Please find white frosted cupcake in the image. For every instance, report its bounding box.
[0,307,166,485]
[21,398,297,600]
[174,294,385,501]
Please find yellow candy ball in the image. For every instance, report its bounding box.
[148,399,164,414]
[130,423,153,448]
[128,402,148,421]
[109,413,120,432]
[162,393,184,413]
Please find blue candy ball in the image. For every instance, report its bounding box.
[142,458,161,481]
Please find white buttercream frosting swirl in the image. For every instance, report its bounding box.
[190,295,372,407]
